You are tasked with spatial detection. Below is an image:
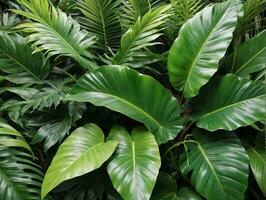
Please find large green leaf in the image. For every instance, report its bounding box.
[0,31,50,84]
[65,65,182,144]
[179,129,249,200]
[107,126,161,200]
[41,123,117,199]
[190,74,266,131]
[0,121,43,200]
[248,134,266,197]
[13,0,97,70]
[226,30,266,77]
[77,0,121,51]
[167,0,241,98]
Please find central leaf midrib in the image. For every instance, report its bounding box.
[132,140,137,193]
[235,46,266,74]
[183,3,232,94]
[65,142,104,172]
[0,49,41,81]
[197,144,226,197]
[199,94,265,119]
[90,91,163,129]
[0,165,23,197]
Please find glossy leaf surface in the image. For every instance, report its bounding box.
[0,32,50,84]
[168,0,240,98]
[0,121,43,200]
[107,126,161,200]
[13,0,96,70]
[65,66,182,144]
[227,30,266,77]
[248,134,266,197]
[41,124,117,199]
[179,129,249,200]
[190,74,266,131]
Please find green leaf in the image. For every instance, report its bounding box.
[65,65,182,144]
[177,187,202,200]
[167,0,241,98]
[0,119,32,152]
[227,30,266,77]
[120,0,162,30]
[107,126,161,200]
[12,0,97,70]
[152,172,202,200]
[77,0,121,51]
[31,118,71,152]
[0,31,50,84]
[152,172,178,200]
[0,86,38,99]
[190,74,266,131]
[41,123,117,199]
[112,5,169,67]
[0,148,43,200]
[248,134,266,197]
[179,129,249,200]
[0,121,43,200]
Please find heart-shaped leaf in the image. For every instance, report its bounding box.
[41,123,118,199]
[107,126,161,200]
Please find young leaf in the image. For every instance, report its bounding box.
[107,126,161,200]
[41,124,117,199]
[0,32,50,84]
[226,30,266,77]
[190,74,266,131]
[12,0,97,70]
[65,65,182,144]
[179,129,249,200]
[167,0,241,98]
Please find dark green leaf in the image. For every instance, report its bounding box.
[227,30,266,77]
[0,32,50,84]
[77,0,121,51]
[248,134,266,197]
[190,74,266,131]
[179,129,249,200]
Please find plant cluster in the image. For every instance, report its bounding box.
[0,0,265,199]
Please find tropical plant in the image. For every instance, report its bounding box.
[0,0,265,200]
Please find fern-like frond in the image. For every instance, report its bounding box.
[234,0,266,41]
[120,0,162,30]
[0,32,50,84]
[165,0,203,41]
[12,0,97,70]
[112,5,170,67]
[77,0,121,52]
[0,13,20,31]
[0,121,43,200]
